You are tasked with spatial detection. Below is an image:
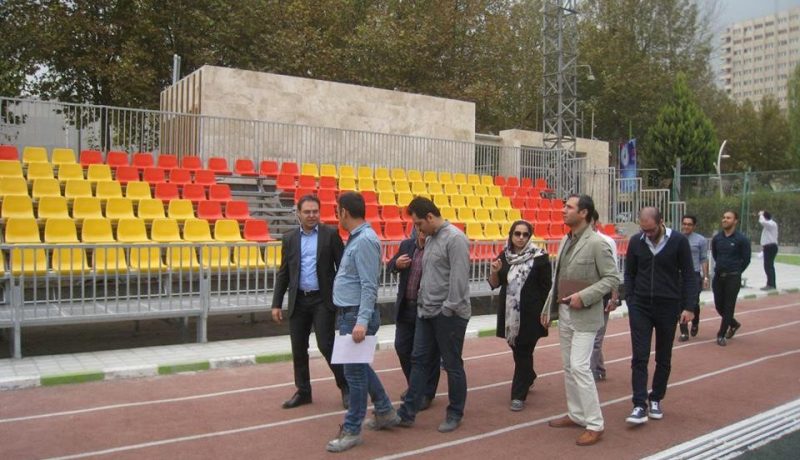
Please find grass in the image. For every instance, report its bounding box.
[776,254,800,266]
[255,353,293,364]
[41,371,105,386]
[158,362,211,375]
[478,328,496,337]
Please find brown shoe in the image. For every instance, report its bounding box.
[548,415,582,428]
[576,429,603,446]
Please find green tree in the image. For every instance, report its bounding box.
[789,63,800,168]
[644,73,717,179]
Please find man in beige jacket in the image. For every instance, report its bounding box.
[541,194,619,446]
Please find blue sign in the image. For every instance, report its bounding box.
[619,139,638,192]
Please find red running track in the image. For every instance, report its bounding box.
[1,293,799,459]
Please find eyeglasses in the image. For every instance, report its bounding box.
[513,231,531,238]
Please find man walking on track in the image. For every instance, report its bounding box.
[757,210,778,291]
[271,195,348,410]
[326,192,399,453]
[542,194,619,446]
[678,215,709,342]
[711,210,751,347]
[623,207,697,425]
[590,211,621,383]
[397,196,471,434]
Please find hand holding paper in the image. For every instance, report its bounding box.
[332,335,377,364]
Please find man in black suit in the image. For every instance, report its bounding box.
[387,228,440,410]
[272,195,348,409]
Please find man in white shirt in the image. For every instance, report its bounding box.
[758,211,779,290]
[590,211,621,382]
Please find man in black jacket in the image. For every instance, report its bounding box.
[272,195,348,409]
[711,210,751,346]
[387,228,440,410]
[624,207,697,425]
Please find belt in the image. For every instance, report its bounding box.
[298,289,320,297]
[717,271,740,277]
[337,305,359,312]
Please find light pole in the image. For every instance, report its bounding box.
[577,65,596,139]
[713,139,730,198]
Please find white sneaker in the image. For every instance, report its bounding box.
[626,406,648,425]
[326,425,363,453]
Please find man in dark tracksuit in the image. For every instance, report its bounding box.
[624,207,697,424]
[711,210,751,346]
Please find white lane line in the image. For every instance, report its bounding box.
[2,302,797,424]
[375,349,800,460]
[36,324,800,460]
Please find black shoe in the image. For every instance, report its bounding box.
[717,336,727,347]
[341,389,349,410]
[679,333,689,342]
[690,324,699,337]
[726,324,740,339]
[282,392,312,409]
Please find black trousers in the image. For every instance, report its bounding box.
[629,302,680,407]
[289,293,347,395]
[510,340,541,401]
[713,272,742,338]
[763,243,778,288]
[679,272,702,334]
[394,299,440,399]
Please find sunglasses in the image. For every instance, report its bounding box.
[513,231,531,238]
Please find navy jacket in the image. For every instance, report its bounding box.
[387,237,419,319]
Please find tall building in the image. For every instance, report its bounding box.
[720,6,800,110]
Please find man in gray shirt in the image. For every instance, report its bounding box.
[397,196,471,434]
[679,215,708,341]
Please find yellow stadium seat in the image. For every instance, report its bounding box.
[0,177,29,197]
[234,245,266,268]
[200,244,233,269]
[151,218,182,242]
[423,171,437,183]
[375,167,391,182]
[488,185,502,197]
[32,179,61,199]
[428,183,444,195]
[125,181,152,200]
[507,209,522,222]
[72,197,103,220]
[466,222,485,240]
[5,218,48,274]
[81,218,115,242]
[466,196,482,209]
[457,208,476,223]
[167,199,195,221]
[450,195,466,208]
[214,219,243,241]
[51,148,77,165]
[378,192,396,206]
[105,198,135,220]
[87,164,112,182]
[411,182,427,194]
[57,163,84,182]
[338,165,356,179]
[5,217,40,242]
[459,184,474,196]
[453,173,467,185]
[502,222,514,237]
[91,246,129,274]
[439,172,453,184]
[473,185,488,196]
[357,166,373,180]
[0,160,24,177]
[433,194,450,208]
[407,170,423,182]
[64,180,93,200]
[482,196,498,209]
[137,198,165,220]
[497,196,512,210]
[128,246,165,272]
[483,223,503,240]
[396,192,413,206]
[320,164,337,178]
[467,174,481,185]
[116,218,149,243]
[44,217,78,243]
[26,163,54,181]
[37,196,69,219]
[441,183,457,195]
[375,179,393,193]
[475,208,492,224]
[338,177,357,192]
[22,146,48,164]
[1,195,34,219]
[357,178,374,192]
[183,218,212,241]
[441,207,457,222]
[391,168,407,182]
[52,248,90,274]
[394,181,411,194]
[166,246,199,272]
[95,180,123,200]
[301,163,319,178]
[0,251,4,276]
[265,245,282,268]
[481,175,494,186]
[491,209,508,223]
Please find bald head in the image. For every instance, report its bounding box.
[639,207,663,225]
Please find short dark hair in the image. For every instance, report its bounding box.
[591,209,600,223]
[406,196,441,219]
[296,194,320,211]
[568,194,596,224]
[338,191,365,219]
[506,220,533,249]
[682,214,697,225]
[725,209,739,221]
[763,211,772,220]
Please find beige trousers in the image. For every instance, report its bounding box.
[558,304,604,431]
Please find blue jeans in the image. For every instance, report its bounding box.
[398,313,468,422]
[337,306,393,434]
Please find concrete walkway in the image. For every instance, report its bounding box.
[1,259,798,390]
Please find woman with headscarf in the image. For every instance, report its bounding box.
[488,220,552,412]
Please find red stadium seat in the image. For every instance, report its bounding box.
[132,152,154,170]
[370,221,386,240]
[243,219,274,241]
[259,160,279,177]
[105,150,129,169]
[384,221,406,240]
[279,162,299,179]
[521,177,533,188]
[294,186,315,203]
[507,177,519,187]
[297,175,316,189]
[275,174,296,193]
[511,197,525,210]
[365,204,380,221]
[494,176,506,186]
[208,184,232,203]
[142,167,166,185]
[225,200,251,221]
[197,201,224,222]
[235,159,258,176]
[181,155,203,171]
[79,149,103,167]
[522,209,537,222]
[319,176,337,191]
[361,191,377,205]
[525,197,542,210]
[381,205,403,223]
[154,183,179,203]
[318,188,337,205]
[502,186,517,197]
[157,154,179,171]
[208,157,232,175]
[534,223,551,239]
[550,223,566,238]
[168,168,192,186]
[115,166,140,184]
[0,145,19,160]
[320,203,338,225]
[194,169,217,186]
[181,183,206,202]
[338,226,349,242]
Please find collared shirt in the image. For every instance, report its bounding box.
[299,225,319,291]
[711,230,751,274]
[685,232,708,273]
[642,226,672,256]
[404,243,425,301]
[418,221,471,319]
[758,213,779,246]
[332,222,381,326]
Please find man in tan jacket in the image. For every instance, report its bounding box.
[541,194,619,446]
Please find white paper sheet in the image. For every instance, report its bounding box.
[331,335,377,364]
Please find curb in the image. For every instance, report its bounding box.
[1,288,795,391]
